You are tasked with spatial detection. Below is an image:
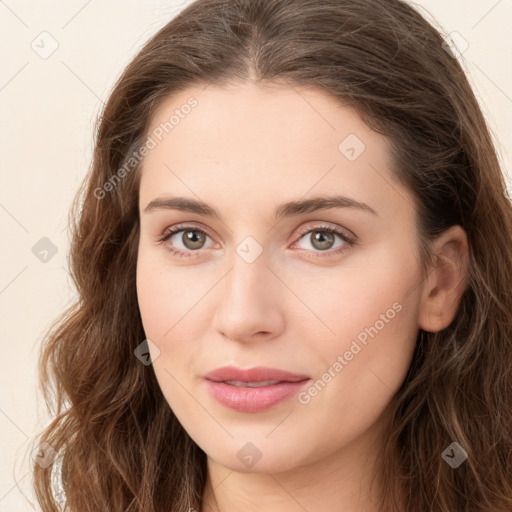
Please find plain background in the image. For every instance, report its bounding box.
[1,0,511,510]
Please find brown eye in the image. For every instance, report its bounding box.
[158,225,214,258]
[180,230,207,250]
[309,230,336,251]
[293,225,356,259]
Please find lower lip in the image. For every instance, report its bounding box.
[204,379,310,412]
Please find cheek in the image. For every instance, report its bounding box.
[294,242,419,337]
[135,251,201,413]
[136,263,171,341]
[135,246,220,401]
[285,269,419,465]
[136,245,210,340]
[300,250,420,410]
[293,243,421,390]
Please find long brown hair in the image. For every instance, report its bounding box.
[29,0,512,510]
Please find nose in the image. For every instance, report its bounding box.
[211,250,285,344]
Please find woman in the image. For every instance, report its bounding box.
[32,0,512,511]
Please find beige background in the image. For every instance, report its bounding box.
[1,0,511,510]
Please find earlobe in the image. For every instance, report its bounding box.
[418,225,469,333]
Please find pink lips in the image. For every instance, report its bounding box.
[204,365,311,412]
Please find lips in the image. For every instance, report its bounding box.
[204,365,310,384]
[203,365,311,412]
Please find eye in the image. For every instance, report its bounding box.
[292,224,356,258]
[157,224,215,259]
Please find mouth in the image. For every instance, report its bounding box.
[203,366,311,412]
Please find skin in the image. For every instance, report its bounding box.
[136,81,468,512]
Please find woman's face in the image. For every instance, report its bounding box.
[136,81,425,473]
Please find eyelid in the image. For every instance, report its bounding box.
[161,221,218,242]
[294,220,356,241]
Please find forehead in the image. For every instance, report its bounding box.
[139,82,411,223]
[145,81,388,162]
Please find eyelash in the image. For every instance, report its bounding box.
[156,223,357,260]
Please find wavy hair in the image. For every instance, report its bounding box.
[30,0,512,510]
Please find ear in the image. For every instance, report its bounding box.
[418,225,469,333]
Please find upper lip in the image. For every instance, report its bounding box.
[204,366,310,383]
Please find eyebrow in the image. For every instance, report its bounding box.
[144,194,378,220]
